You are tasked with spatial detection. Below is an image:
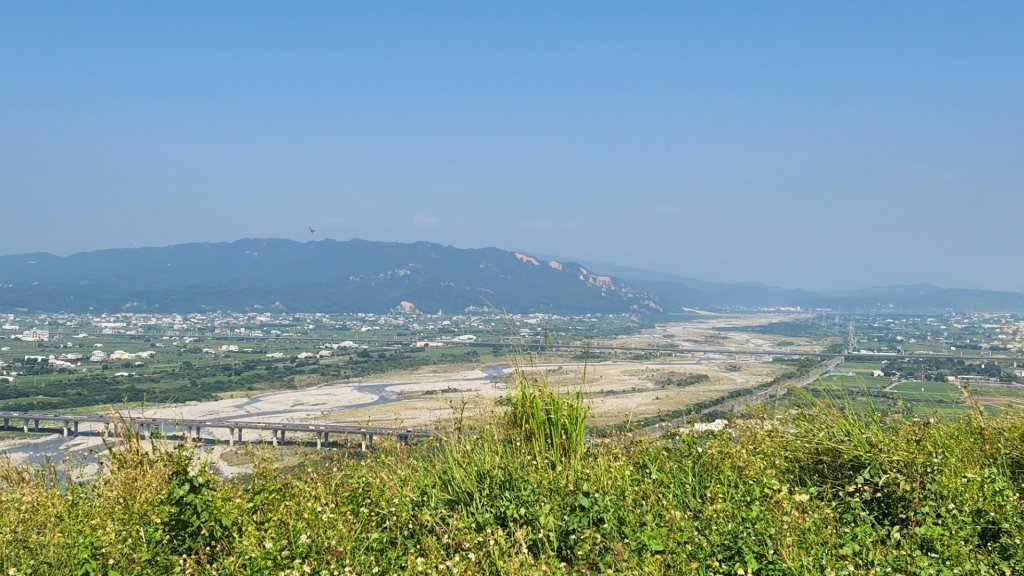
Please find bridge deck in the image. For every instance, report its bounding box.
[0,411,435,449]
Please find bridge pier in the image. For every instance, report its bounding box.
[0,411,432,449]
[358,432,376,451]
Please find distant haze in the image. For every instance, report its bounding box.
[2,3,1022,292]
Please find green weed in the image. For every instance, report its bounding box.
[3,397,1024,574]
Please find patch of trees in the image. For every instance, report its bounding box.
[772,356,823,371]
[0,346,502,412]
[571,350,609,361]
[656,373,710,388]
[722,321,838,339]
[0,372,218,411]
[882,358,1009,382]
[14,357,51,376]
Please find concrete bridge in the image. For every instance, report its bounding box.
[0,411,434,450]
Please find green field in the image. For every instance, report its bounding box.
[764,376,979,419]
[814,374,890,389]
[971,384,1024,399]
[889,381,964,403]
[782,378,1024,421]
[837,361,886,373]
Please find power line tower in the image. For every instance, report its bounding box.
[847,319,857,353]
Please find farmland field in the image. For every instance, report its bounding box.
[889,381,964,402]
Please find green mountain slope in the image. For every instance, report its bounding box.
[0,238,659,314]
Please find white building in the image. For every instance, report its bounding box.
[21,329,50,342]
[47,358,76,371]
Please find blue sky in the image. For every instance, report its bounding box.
[2,2,1022,291]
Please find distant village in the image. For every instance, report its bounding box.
[0,309,629,383]
[3,308,1023,386]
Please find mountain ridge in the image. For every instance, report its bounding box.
[0,238,658,314]
[547,257,1024,313]
[2,239,1023,314]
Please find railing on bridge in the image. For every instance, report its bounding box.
[0,411,435,450]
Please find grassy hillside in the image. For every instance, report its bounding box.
[2,379,1024,574]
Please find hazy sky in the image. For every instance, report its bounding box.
[3,2,1023,292]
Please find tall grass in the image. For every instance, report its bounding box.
[3,397,1024,574]
[503,365,589,469]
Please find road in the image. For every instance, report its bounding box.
[643,324,859,435]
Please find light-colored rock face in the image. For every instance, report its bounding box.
[692,419,729,432]
[548,260,563,271]
[514,252,540,266]
[399,301,416,313]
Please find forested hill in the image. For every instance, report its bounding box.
[0,239,659,314]
[3,239,1022,314]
